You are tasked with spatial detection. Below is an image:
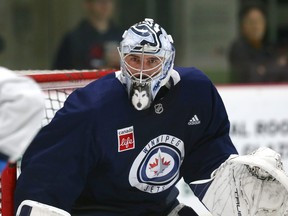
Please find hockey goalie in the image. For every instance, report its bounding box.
[14,18,288,216]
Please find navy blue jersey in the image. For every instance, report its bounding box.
[15,67,237,215]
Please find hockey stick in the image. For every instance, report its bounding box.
[186,180,213,216]
[16,200,71,216]
[188,194,213,216]
[167,201,213,216]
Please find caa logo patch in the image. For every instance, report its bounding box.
[117,126,135,152]
[129,134,185,193]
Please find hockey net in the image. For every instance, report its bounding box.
[0,69,115,216]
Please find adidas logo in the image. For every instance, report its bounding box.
[188,115,201,125]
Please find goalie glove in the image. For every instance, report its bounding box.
[16,200,71,216]
[202,147,288,216]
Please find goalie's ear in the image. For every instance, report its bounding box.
[16,200,70,216]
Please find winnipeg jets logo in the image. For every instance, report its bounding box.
[129,134,185,193]
[149,149,170,176]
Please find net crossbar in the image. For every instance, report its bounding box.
[0,69,115,216]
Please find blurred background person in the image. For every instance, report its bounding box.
[0,67,45,172]
[228,5,288,83]
[52,0,122,70]
[0,35,5,55]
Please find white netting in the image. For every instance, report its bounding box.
[43,89,74,125]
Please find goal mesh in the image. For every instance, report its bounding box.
[0,69,115,216]
[43,89,73,125]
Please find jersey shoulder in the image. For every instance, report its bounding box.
[84,72,123,95]
[173,66,213,88]
[63,72,125,112]
[171,66,220,108]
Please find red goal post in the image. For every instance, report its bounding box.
[0,69,115,216]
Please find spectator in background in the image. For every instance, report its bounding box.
[228,5,288,83]
[0,35,5,54]
[52,0,122,70]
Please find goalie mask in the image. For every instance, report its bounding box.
[118,18,175,110]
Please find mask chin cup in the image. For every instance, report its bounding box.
[129,82,152,111]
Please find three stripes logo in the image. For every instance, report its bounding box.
[188,115,201,125]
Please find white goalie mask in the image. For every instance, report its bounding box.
[118,18,175,111]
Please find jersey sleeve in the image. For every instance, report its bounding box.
[14,89,100,213]
[0,67,45,162]
[181,81,238,198]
